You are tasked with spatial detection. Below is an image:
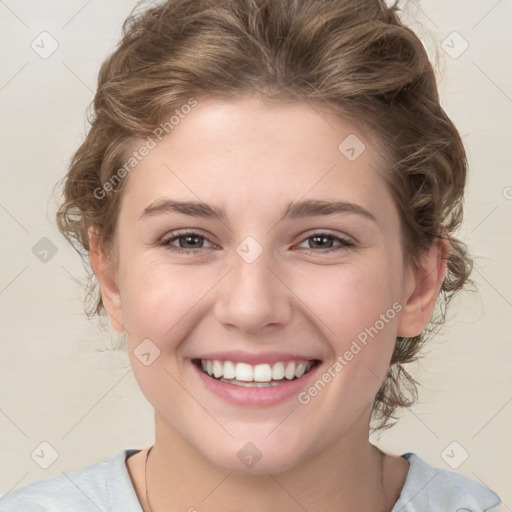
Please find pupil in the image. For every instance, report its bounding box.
[311,235,331,248]
[182,235,201,248]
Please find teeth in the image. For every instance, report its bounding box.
[223,360,236,379]
[295,362,306,378]
[235,362,253,382]
[213,360,223,378]
[199,359,315,383]
[219,377,284,387]
[272,362,285,380]
[253,364,272,382]
[285,361,296,380]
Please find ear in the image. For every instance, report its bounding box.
[397,236,449,338]
[88,226,125,333]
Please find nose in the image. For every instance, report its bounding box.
[213,247,293,334]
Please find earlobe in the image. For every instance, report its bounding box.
[88,227,125,333]
[397,236,449,338]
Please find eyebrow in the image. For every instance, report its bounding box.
[139,198,377,224]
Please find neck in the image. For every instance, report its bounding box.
[144,412,397,512]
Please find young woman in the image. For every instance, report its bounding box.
[1,0,505,510]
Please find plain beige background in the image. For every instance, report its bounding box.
[1,0,511,505]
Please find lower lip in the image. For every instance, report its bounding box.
[191,360,321,407]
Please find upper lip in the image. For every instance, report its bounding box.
[192,351,321,365]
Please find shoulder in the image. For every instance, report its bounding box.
[392,452,505,512]
[0,449,142,512]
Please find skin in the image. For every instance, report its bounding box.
[89,96,448,511]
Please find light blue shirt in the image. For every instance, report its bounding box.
[0,450,505,511]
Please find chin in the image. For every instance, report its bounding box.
[203,438,308,475]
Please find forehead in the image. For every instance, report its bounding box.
[120,96,395,227]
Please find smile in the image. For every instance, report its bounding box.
[193,358,319,387]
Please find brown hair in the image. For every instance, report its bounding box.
[55,0,473,431]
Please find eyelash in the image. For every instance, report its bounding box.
[159,229,355,255]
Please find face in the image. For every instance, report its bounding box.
[95,96,440,474]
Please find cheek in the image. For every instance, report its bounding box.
[298,254,402,343]
[295,256,402,400]
[118,257,211,406]
[119,256,218,346]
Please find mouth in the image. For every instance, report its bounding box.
[192,358,321,388]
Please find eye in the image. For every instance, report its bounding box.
[296,231,355,254]
[159,230,215,254]
[159,229,355,255]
